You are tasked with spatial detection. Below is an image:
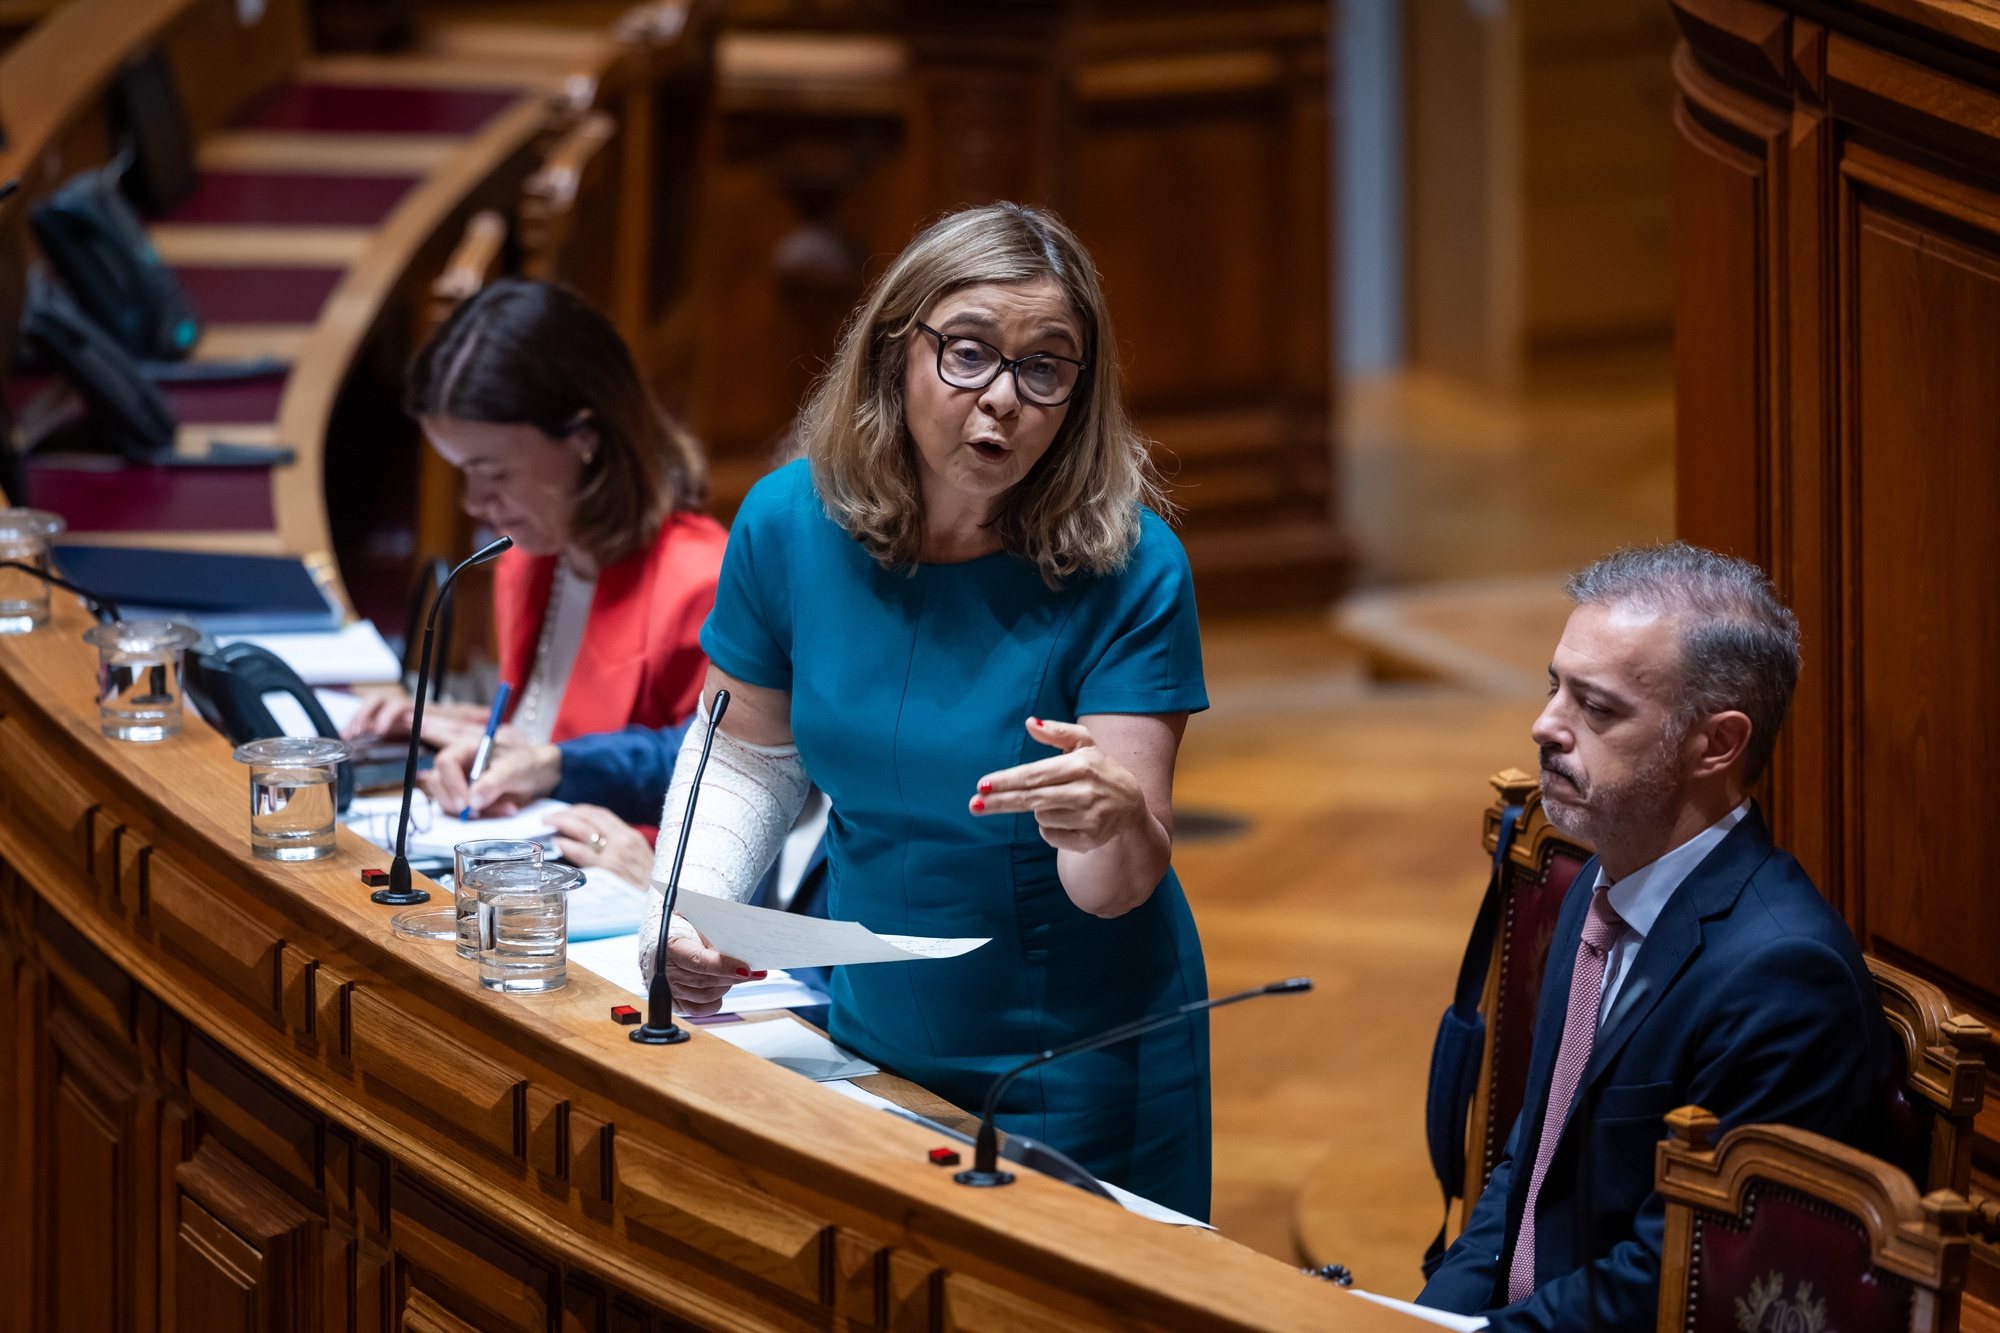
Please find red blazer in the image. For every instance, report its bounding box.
[493,511,726,743]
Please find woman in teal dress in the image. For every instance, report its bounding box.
[640,202,1211,1217]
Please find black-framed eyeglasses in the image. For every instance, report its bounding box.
[915,321,1088,407]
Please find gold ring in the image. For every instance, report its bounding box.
[587,831,607,852]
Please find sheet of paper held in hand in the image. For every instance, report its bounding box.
[671,891,989,972]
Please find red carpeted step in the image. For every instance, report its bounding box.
[173,266,344,325]
[160,375,289,426]
[24,461,275,532]
[163,172,416,227]
[7,370,285,427]
[234,82,518,136]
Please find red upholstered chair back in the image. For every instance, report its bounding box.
[1460,769,1593,1219]
[1657,1107,1972,1333]
[1688,1185,1917,1332]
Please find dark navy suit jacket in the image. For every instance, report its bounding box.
[1418,805,1889,1331]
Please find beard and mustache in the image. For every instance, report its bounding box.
[1538,726,1686,851]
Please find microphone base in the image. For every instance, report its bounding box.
[369,886,431,906]
[952,1167,1016,1188]
[628,1022,691,1045]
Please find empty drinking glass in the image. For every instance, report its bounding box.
[453,839,543,959]
[233,736,349,860]
[83,619,200,742]
[0,508,64,635]
[470,861,583,994]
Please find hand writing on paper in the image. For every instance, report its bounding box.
[968,718,1149,852]
[426,739,561,818]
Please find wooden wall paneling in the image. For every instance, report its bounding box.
[391,1176,554,1333]
[346,986,525,1164]
[897,0,1070,215]
[611,1133,832,1305]
[168,1138,322,1332]
[0,872,44,1333]
[0,713,102,879]
[142,852,286,1022]
[940,1272,1105,1333]
[1667,28,1783,567]
[185,1030,322,1196]
[1772,18,1843,912]
[684,40,908,500]
[1837,153,2000,1013]
[43,1003,159,1333]
[1068,3,1341,609]
[35,893,139,1048]
[1675,2,2000,1312]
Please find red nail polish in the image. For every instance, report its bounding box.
[1029,717,1041,727]
[752,970,768,979]
[735,968,750,977]
[978,780,993,793]
[971,798,985,812]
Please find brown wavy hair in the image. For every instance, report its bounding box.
[800,202,1168,584]
[406,279,706,568]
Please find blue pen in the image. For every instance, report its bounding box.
[461,682,512,820]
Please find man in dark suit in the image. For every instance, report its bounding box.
[1419,542,1888,1331]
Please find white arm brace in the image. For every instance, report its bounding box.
[638,705,810,975]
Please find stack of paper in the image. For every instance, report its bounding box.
[220,621,401,685]
[342,794,566,859]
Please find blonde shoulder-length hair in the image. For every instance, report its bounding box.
[800,202,1168,585]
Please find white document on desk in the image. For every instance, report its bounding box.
[1345,1291,1487,1331]
[342,795,567,857]
[709,1017,877,1081]
[407,799,566,858]
[220,620,401,685]
[672,891,989,972]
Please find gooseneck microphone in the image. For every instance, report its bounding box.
[630,687,731,1045]
[955,976,1313,1188]
[374,535,513,907]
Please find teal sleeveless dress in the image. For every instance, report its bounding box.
[702,460,1211,1218]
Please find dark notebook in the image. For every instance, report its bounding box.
[53,544,341,634]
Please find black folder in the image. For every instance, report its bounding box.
[53,544,341,634]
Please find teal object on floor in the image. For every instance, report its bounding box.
[703,461,1213,1219]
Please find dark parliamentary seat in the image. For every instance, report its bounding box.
[1656,1105,1973,1332]
[1461,767,1593,1217]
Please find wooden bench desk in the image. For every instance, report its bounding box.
[0,592,1424,1330]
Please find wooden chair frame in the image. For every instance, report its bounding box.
[1657,1105,1972,1332]
[1461,767,1594,1218]
[1867,956,1991,1198]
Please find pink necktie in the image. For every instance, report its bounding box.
[1507,887,1624,1304]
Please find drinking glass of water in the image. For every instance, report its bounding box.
[469,861,584,994]
[83,619,200,742]
[232,736,349,861]
[0,508,64,635]
[452,839,543,959]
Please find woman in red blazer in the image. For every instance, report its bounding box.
[345,279,723,751]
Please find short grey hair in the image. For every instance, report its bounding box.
[1566,542,1801,783]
